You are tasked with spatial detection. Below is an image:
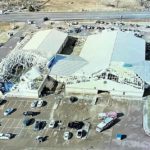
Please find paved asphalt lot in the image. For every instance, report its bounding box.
[0,95,148,150]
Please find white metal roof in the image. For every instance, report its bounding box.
[111,31,145,64]
[23,29,68,59]
[80,31,115,70]
[49,54,88,76]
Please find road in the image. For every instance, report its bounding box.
[0,11,150,22]
[0,27,26,62]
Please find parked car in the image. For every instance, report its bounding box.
[0,133,13,140]
[0,99,4,105]
[27,20,34,24]
[19,36,24,42]
[70,96,78,103]
[0,43,3,47]
[37,99,44,108]
[63,131,72,140]
[33,121,46,131]
[30,100,38,108]
[68,121,84,130]
[76,129,87,138]
[23,111,39,116]
[49,120,62,128]
[35,136,44,143]
[23,117,32,126]
[43,17,48,21]
[98,112,117,120]
[4,108,14,116]
[49,120,56,128]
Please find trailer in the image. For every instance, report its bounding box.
[96,116,116,132]
[98,112,117,120]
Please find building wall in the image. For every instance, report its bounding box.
[66,79,144,98]
[6,89,39,98]
[38,75,49,97]
[57,36,68,54]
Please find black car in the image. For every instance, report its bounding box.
[68,121,84,130]
[23,111,39,116]
[0,43,3,47]
[0,99,4,105]
[33,121,46,131]
[23,117,32,126]
[70,96,78,103]
[77,129,87,138]
[43,17,49,21]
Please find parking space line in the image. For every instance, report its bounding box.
[17,101,23,109]
[5,101,11,108]
[0,118,10,132]
[30,130,35,138]
[6,119,16,132]
[11,101,17,108]
[17,118,23,128]
[16,127,24,136]
[16,119,23,128]
[24,101,29,108]
[17,125,25,136]
[50,129,54,137]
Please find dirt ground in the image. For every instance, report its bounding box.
[34,0,144,12]
[0,0,145,12]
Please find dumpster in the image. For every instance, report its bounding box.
[116,133,125,140]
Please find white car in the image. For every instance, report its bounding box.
[37,99,44,108]
[30,100,38,108]
[0,133,12,140]
[49,120,55,128]
[63,131,72,140]
[35,136,44,143]
[4,108,14,116]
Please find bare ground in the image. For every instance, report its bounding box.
[0,0,146,12]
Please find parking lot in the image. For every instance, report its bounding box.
[0,95,149,150]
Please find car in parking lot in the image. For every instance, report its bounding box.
[23,111,39,116]
[68,121,84,130]
[4,108,14,116]
[70,96,78,103]
[23,117,32,126]
[30,100,38,108]
[0,133,13,140]
[0,99,4,105]
[33,121,46,131]
[63,131,72,140]
[76,129,87,138]
[37,99,44,108]
[36,136,44,143]
[49,120,56,128]
[49,120,62,128]
[27,20,34,24]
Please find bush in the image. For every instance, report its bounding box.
[28,5,35,12]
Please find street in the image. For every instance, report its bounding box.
[1,11,150,22]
